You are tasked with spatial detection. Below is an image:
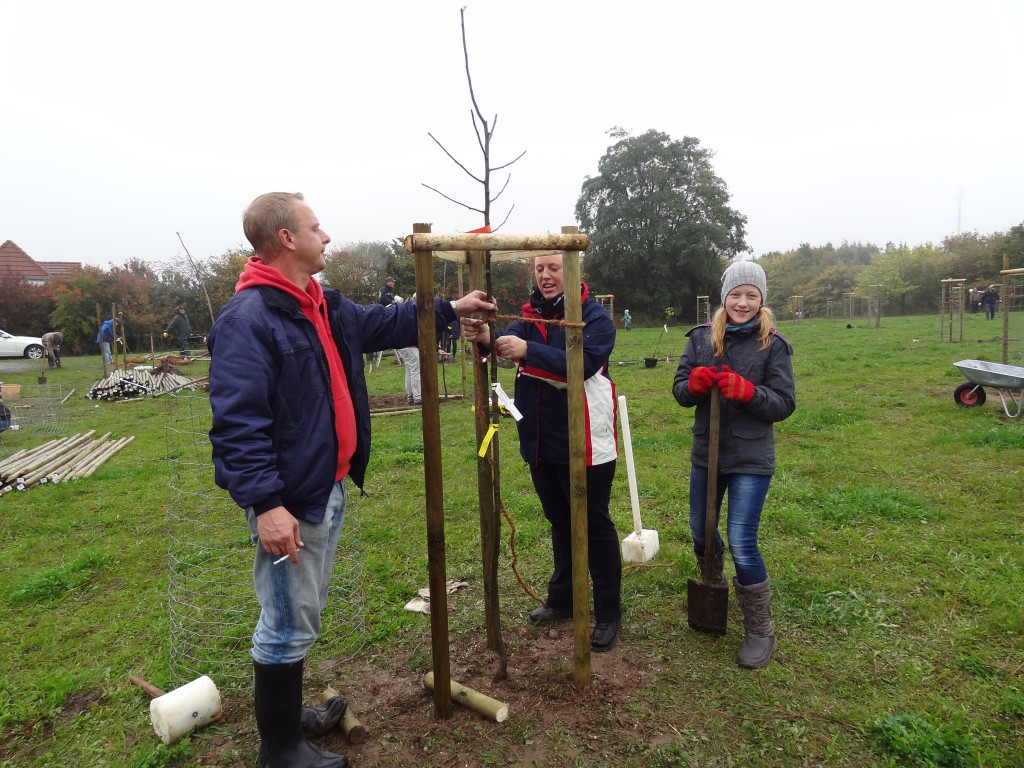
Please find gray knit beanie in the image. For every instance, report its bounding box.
[721,260,768,306]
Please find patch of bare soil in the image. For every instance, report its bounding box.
[192,623,652,768]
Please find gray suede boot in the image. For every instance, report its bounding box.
[734,576,777,669]
[696,547,726,586]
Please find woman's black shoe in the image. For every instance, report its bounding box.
[527,605,572,625]
[591,620,620,652]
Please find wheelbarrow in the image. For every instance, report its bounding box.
[952,359,1024,418]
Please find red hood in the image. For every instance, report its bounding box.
[235,257,323,309]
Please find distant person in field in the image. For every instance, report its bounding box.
[378,276,396,306]
[392,296,421,405]
[97,318,116,365]
[623,309,632,330]
[163,303,191,356]
[672,260,796,669]
[981,285,999,320]
[42,331,63,368]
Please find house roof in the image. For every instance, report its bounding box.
[39,261,82,276]
[0,240,82,281]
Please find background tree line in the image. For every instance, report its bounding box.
[577,128,1024,324]
[0,241,535,357]
[3,126,1021,350]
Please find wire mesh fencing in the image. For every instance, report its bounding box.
[165,392,367,690]
[0,381,69,452]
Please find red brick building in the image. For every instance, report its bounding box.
[0,240,82,285]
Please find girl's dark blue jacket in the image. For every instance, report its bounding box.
[208,285,455,523]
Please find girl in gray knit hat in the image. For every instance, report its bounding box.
[670,259,796,668]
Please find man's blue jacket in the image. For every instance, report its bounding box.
[208,285,456,523]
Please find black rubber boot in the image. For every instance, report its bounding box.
[253,660,350,768]
[301,696,347,738]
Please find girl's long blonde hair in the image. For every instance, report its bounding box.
[709,305,777,357]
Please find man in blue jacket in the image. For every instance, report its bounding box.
[208,192,494,768]
[97,318,115,365]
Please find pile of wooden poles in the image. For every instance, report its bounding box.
[86,369,204,401]
[0,430,134,495]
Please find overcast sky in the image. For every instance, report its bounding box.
[2,0,1022,270]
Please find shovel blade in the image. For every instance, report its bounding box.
[687,577,728,635]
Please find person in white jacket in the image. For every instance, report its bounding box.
[392,296,421,405]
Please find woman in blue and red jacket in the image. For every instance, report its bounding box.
[462,253,621,652]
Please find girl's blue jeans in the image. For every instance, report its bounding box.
[689,466,771,586]
[246,480,347,665]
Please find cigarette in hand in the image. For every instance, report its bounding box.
[273,554,290,565]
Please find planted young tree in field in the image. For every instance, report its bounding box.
[422,7,525,231]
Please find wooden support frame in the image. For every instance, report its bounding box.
[405,227,594,719]
[939,278,966,343]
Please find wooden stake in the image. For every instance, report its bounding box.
[562,226,592,688]
[468,249,502,655]
[414,222,453,720]
[422,672,508,722]
[404,232,588,254]
[321,686,367,744]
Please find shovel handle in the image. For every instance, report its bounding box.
[617,395,643,535]
[703,388,721,578]
[129,676,166,699]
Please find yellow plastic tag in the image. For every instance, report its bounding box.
[477,423,499,457]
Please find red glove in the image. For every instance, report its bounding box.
[688,366,718,396]
[716,365,755,402]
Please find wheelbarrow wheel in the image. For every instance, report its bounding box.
[954,382,986,407]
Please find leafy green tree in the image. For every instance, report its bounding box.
[48,267,111,354]
[988,222,1024,276]
[761,241,879,317]
[0,278,53,336]
[319,241,391,303]
[576,127,748,319]
[942,232,996,286]
[203,247,254,316]
[856,244,930,315]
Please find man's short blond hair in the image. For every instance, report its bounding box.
[242,192,305,255]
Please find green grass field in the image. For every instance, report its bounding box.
[1,311,1022,767]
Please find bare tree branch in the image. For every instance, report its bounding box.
[175,232,215,324]
[489,173,512,204]
[493,205,514,231]
[461,10,490,147]
[471,111,486,156]
[422,6,525,232]
[427,132,483,184]
[421,183,484,214]
[491,150,527,173]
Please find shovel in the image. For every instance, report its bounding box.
[687,387,728,635]
[618,395,659,563]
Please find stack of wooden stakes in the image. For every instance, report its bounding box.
[86,368,204,401]
[0,430,135,495]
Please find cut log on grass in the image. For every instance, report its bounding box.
[322,686,367,744]
[422,672,509,722]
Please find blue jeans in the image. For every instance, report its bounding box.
[101,341,112,365]
[689,466,771,586]
[246,480,347,665]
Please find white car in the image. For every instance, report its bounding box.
[0,329,44,359]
